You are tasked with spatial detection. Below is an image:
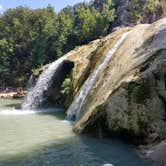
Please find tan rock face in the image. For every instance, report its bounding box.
[31,35,117,107]
[32,18,166,144]
[71,18,166,144]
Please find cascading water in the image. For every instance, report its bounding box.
[22,53,71,110]
[67,32,130,120]
[27,75,34,90]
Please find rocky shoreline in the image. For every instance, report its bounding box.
[0,91,27,99]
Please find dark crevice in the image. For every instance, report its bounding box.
[43,60,74,107]
[158,93,166,121]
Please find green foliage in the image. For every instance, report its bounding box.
[146,0,156,12]
[54,10,73,56]
[0,39,13,85]
[60,75,72,95]
[0,6,57,86]
[127,0,146,22]
[0,2,117,87]
[0,0,158,87]
[126,0,157,23]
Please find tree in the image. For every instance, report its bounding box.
[72,3,97,44]
[0,0,160,87]
[53,10,73,57]
[0,39,12,85]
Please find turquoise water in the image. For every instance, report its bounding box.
[0,99,151,166]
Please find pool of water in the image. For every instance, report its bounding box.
[0,99,151,166]
[0,98,22,109]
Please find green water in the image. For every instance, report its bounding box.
[0,99,151,166]
[0,98,22,109]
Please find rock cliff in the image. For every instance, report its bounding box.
[68,18,166,144]
[113,0,166,26]
[32,18,166,144]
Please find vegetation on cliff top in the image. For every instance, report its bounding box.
[0,0,162,87]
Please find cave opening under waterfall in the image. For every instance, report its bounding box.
[42,60,74,108]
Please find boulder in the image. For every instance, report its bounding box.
[72,18,166,144]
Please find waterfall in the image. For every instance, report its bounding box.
[67,32,130,120]
[22,54,71,110]
[27,75,34,90]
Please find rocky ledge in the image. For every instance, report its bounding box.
[69,18,166,145]
[33,18,166,146]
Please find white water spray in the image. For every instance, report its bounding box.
[67,32,130,120]
[27,75,34,90]
[22,53,72,109]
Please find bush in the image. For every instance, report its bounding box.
[60,75,72,95]
[147,0,156,12]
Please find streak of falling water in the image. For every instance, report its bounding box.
[22,53,72,110]
[67,32,130,120]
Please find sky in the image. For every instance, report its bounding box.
[0,0,90,13]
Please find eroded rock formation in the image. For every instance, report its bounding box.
[70,18,166,144]
[32,18,166,144]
